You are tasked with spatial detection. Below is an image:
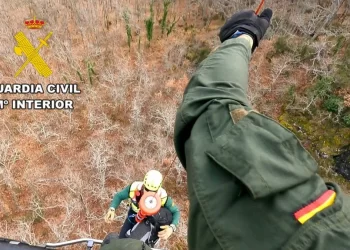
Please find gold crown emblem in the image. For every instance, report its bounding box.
[24,16,45,29]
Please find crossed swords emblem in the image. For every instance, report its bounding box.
[14,31,53,78]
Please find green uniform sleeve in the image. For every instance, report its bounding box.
[184,37,252,97]
[173,36,350,250]
[164,197,180,226]
[110,185,131,209]
[174,38,253,168]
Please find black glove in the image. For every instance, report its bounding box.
[219,9,273,52]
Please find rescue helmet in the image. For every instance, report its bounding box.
[143,170,163,191]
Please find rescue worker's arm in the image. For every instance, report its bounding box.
[164,197,180,227]
[158,197,180,240]
[104,185,131,223]
[109,185,131,209]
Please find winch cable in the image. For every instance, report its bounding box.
[255,0,265,14]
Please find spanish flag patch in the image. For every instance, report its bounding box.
[294,190,336,224]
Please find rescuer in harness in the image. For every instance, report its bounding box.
[104,170,180,243]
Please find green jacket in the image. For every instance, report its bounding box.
[174,37,350,250]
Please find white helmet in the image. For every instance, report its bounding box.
[143,170,163,191]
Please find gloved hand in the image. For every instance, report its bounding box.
[158,225,174,240]
[219,9,273,52]
[104,207,115,223]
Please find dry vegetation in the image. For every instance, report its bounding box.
[0,0,350,249]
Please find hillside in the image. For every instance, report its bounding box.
[0,0,349,249]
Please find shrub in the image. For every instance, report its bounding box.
[77,70,84,83]
[323,95,343,113]
[332,35,346,55]
[87,61,97,85]
[266,36,292,62]
[186,43,211,65]
[343,114,350,127]
[334,42,350,89]
[122,10,132,50]
[166,17,179,36]
[161,0,172,35]
[145,0,155,45]
[298,44,315,61]
[286,85,296,103]
[311,76,334,100]
[274,36,292,55]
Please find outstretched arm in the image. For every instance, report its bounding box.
[182,36,252,104]
[174,10,273,168]
[109,185,131,209]
[105,185,131,223]
[174,37,253,168]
